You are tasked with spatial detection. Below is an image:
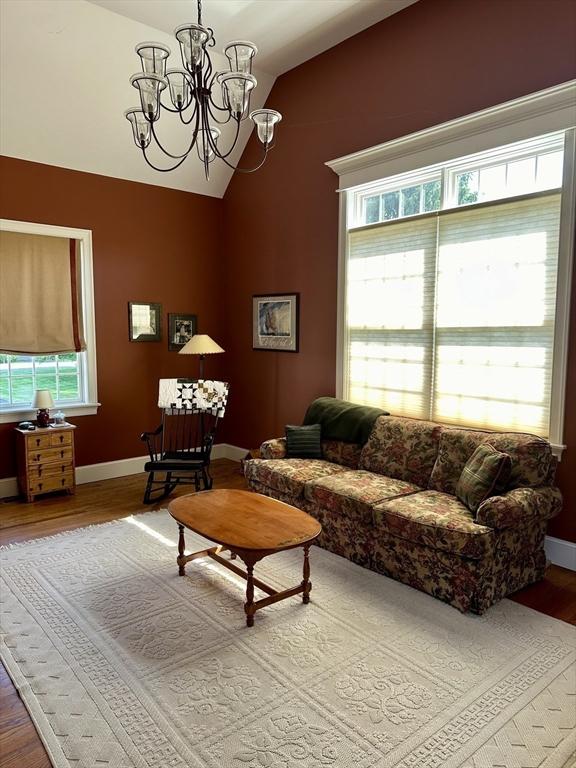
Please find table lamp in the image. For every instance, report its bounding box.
[179,334,224,378]
[32,389,55,428]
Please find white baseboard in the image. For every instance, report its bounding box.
[544,535,576,571]
[0,443,248,500]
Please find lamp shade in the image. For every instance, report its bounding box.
[32,389,55,409]
[178,334,224,356]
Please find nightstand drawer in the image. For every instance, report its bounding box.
[26,434,52,451]
[28,472,74,495]
[50,431,73,447]
[28,462,74,480]
[27,446,73,465]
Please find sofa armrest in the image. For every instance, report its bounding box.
[476,486,562,530]
[260,437,287,459]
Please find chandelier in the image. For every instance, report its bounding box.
[124,0,282,180]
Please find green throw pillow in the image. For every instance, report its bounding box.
[456,443,512,515]
[285,424,322,458]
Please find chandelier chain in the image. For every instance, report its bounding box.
[197,0,202,26]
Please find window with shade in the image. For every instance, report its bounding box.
[342,131,570,442]
[0,221,98,421]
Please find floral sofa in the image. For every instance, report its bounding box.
[244,415,561,613]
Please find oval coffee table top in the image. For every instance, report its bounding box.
[168,489,321,551]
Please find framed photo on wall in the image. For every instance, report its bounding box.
[128,302,162,342]
[168,313,197,351]
[252,293,299,352]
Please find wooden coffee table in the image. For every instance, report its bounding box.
[168,489,322,627]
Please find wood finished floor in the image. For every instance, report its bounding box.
[1,458,575,768]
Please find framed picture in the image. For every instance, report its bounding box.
[168,313,197,351]
[252,293,299,352]
[128,302,162,342]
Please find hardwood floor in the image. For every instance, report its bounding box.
[1,458,575,767]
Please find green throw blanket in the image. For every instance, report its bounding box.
[303,397,389,445]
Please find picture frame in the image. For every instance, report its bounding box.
[252,293,299,352]
[128,302,162,342]
[168,313,197,351]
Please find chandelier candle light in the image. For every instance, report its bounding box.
[125,0,282,180]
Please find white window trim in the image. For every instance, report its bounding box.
[0,218,100,423]
[328,81,576,459]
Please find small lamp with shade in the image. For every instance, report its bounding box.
[178,334,224,378]
[32,389,55,428]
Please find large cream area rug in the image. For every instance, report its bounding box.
[1,510,574,768]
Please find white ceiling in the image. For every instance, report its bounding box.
[89,0,419,76]
[0,0,417,197]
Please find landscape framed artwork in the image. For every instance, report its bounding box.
[168,313,197,351]
[128,302,162,342]
[252,293,299,352]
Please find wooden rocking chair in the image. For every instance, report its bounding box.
[140,379,229,505]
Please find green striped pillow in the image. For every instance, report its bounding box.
[285,424,322,458]
[456,443,512,515]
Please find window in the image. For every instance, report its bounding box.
[0,353,82,407]
[0,220,98,422]
[340,130,574,446]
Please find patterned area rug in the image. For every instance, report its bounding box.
[1,510,575,768]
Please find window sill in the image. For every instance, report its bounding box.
[0,403,101,424]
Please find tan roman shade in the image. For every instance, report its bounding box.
[0,230,86,354]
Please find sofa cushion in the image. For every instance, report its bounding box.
[373,490,494,560]
[305,470,420,525]
[244,458,346,500]
[429,428,552,495]
[321,440,362,469]
[359,416,443,487]
[455,443,512,514]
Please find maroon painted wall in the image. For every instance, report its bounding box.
[221,0,576,540]
[0,156,225,477]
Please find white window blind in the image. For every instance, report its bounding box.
[345,191,561,437]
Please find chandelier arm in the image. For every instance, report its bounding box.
[206,101,233,124]
[150,109,200,159]
[178,99,199,126]
[209,147,271,174]
[206,115,242,161]
[140,147,189,173]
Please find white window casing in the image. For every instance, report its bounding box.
[0,219,99,423]
[329,81,576,458]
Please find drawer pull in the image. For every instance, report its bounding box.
[61,478,65,485]
[60,450,64,458]
[36,438,41,447]
[38,483,42,490]
[36,454,40,462]
[59,435,64,443]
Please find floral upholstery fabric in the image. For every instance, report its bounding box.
[359,416,443,487]
[428,428,552,495]
[371,519,548,613]
[244,458,346,499]
[260,438,287,460]
[321,440,362,469]
[476,485,562,530]
[373,491,494,560]
[305,471,420,525]
[246,411,561,614]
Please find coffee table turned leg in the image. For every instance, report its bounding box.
[244,562,256,627]
[302,544,312,604]
[177,524,186,576]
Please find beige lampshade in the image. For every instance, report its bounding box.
[32,389,55,409]
[178,334,224,356]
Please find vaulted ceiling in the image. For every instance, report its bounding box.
[0,0,417,197]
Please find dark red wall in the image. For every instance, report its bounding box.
[0,156,225,476]
[221,0,576,541]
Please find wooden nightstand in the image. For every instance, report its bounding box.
[16,425,76,502]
